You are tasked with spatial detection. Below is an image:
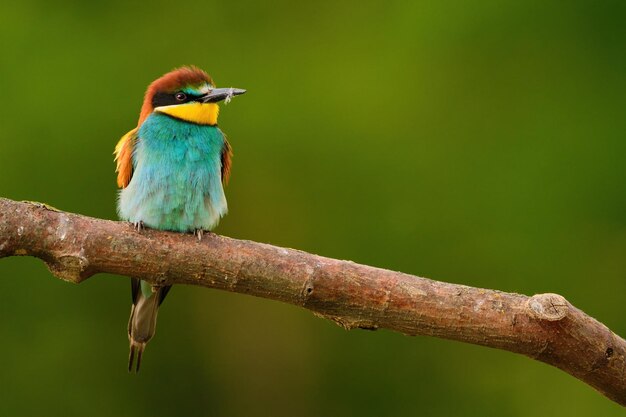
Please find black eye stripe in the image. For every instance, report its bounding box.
[152,91,204,107]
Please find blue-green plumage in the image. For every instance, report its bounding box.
[139,280,154,298]
[118,112,227,232]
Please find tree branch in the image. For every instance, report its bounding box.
[0,197,624,405]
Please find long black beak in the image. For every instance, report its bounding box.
[201,87,246,103]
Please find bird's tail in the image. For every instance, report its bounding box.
[127,279,171,372]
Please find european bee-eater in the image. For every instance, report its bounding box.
[114,66,245,372]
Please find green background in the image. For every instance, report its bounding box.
[1,1,625,416]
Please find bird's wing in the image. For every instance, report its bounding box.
[114,127,139,188]
[221,136,233,185]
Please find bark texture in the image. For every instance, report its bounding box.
[0,197,624,405]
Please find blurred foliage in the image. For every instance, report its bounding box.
[1,0,625,416]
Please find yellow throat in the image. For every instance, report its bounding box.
[155,102,220,125]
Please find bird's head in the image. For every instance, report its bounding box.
[138,66,245,126]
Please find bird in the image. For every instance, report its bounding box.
[114,66,245,372]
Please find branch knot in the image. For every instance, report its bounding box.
[527,293,569,321]
[46,254,90,283]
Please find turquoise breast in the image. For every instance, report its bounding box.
[117,113,227,232]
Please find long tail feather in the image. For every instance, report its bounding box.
[128,344,136,372]
[135,345,144,372]
[127,280,170,372]
[128,341,147,373]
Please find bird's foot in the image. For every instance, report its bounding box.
[133,221,145,231]
[195,229,204,241]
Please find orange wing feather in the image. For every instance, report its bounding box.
[221,137,233,185]
[114,128,138,188]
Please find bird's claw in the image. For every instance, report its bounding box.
[133,221,144,231]
[195,229,206,241]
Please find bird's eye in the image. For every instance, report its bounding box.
[175,92,187,101]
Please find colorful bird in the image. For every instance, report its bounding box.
[114,66,245,372]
